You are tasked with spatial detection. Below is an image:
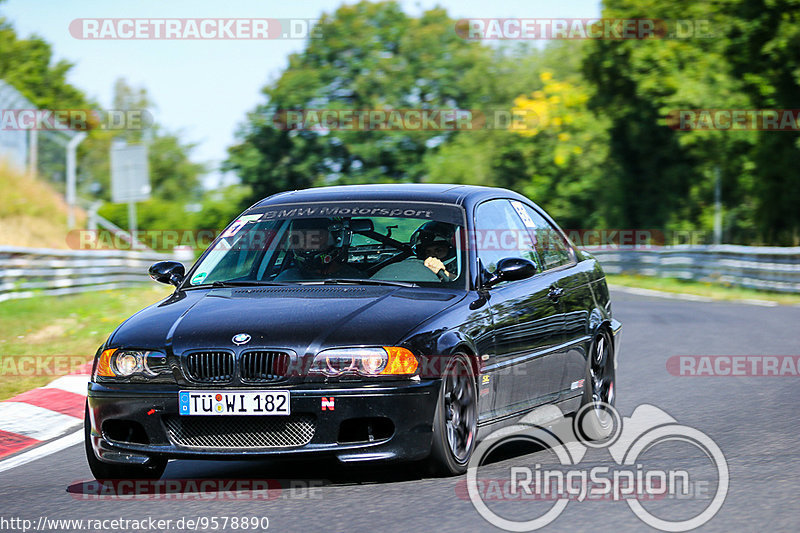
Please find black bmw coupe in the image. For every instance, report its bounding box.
[85,184,621,479]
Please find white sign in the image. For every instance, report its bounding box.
[110,143,150,203]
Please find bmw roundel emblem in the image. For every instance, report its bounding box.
[232,333,251,345]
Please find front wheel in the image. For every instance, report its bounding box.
[576,329,616,441]
[428,353,478,476]
[84,403,167,480]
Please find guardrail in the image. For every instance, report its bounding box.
[0,246,190,303]
[591,245,800,293]
[3,244,800,302]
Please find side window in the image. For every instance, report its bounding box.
[474,199,540,274]
[510,200,573,270]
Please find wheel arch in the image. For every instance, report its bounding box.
[433,329,481,380]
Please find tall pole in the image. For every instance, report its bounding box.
[66,132,87,229]
[27,129,37,178]
[713,166,722,245]
[128,200,137,247]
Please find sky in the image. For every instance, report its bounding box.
[0,0,601,188]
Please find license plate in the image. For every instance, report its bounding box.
[179,391,290,416]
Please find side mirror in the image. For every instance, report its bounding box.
[148,261,185,287]
[484,257,537,288]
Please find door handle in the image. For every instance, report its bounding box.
[548,286,564,302]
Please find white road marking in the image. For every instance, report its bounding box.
[735,298,779,307]
[0,402,81,440]
[608,285,714,302]
[43,374,90,395]
[0,430,83,474]
[608,284,780,306]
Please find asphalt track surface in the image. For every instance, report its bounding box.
[1,290,798,532]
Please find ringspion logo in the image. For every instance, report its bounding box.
[466,404,728,531]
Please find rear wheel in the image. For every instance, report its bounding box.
[84,403,167,480]
[576,330,616,441]
[429,353,477,476]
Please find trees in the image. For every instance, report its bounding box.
[81,78,205,203]
[583,0,727,236]
[224,0,800,245]
[722,0,800,244]
[0,18,86,110]
[0,16,93,189]
[584,0,800,244]
[0,15,207,212]
[225,1,495,200]
[94,78,213,236]
[0,12,225,247]
[424,41,615,230]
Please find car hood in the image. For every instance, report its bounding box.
[109,285,465,357]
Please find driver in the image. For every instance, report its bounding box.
[372,221,458,282]
[274,218,363,281]
[413,222,458,281]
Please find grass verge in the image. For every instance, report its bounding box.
[606,274,800,305]
[0,163,86,248]
[0,285,172,400]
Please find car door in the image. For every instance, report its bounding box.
[474,199,566,419]
[513,201,592,400]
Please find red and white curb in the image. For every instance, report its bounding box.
[0,362,91,461]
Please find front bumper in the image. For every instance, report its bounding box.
[87,379,439,467]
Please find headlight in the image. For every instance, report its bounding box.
[94,349,169,380]
[309,347,418,377]
[115,352,140,376]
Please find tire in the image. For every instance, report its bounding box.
[428,353,478,476]
[84,403,167,480]
[576,329,616,441]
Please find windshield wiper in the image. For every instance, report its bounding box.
[177,280,296,290]
[302,278,418,288]
[209,280,296,287]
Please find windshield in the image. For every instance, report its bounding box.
[187,201,467,289]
